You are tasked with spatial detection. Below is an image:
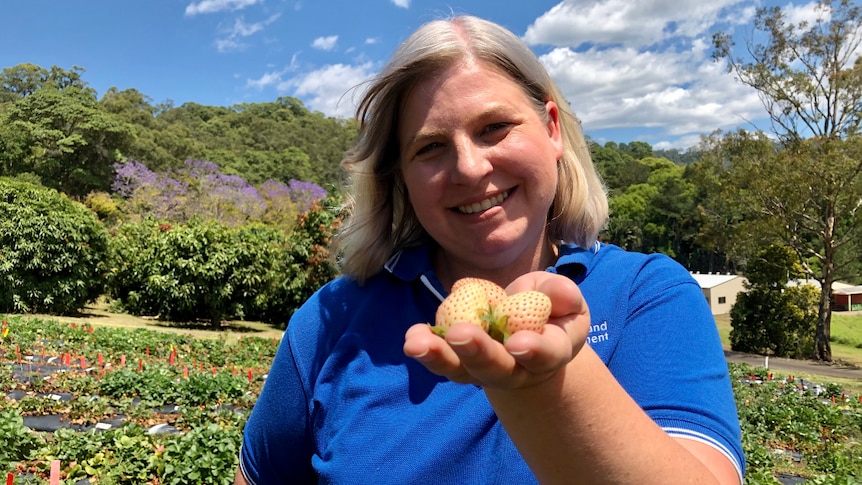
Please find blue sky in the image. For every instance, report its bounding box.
[1,0,824,149]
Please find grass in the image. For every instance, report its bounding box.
[16,299,285,343]
[714,312,862,366]
[715,311,862,395]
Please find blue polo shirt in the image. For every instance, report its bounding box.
[240,243,745,484]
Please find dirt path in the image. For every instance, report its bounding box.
[724,350,862,380]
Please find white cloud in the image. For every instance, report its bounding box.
[246,70,285,90]
[185,0,262,16]
[521,0,773,148]
[245,54,300,89]
[366,37,380,45]
[783,1,825,28]
[523,0,747,48]
[277,62,377,118]
[215,14,281,53]
[312,35,339,51]
[390,0,410,8]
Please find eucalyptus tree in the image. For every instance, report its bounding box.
[712,0,862,361]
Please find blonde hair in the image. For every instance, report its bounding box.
[336,15,608,283]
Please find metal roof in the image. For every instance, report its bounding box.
[690,273,741,289]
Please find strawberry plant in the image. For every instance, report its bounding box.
[3,314,862,483]
[0,409,44,464]
[161,423,240,485]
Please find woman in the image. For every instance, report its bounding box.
[236,15,744,484]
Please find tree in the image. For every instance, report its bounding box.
[0,64,88,103]
[0,178,109,314]
[712,0,862,361]
[0,86,134,196]
[729,245,818,358]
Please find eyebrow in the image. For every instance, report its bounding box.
[403,104,517,148]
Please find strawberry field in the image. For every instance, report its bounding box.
[0,315,276,484]
[2,315,862,484]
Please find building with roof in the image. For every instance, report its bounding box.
[788,279,862,312]
[833,285,862,311]
[690,273,747,315]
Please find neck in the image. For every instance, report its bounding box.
[434,240,559,291]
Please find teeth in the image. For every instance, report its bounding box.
[458,191,509,214]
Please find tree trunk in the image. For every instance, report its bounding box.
[814,255,834,362]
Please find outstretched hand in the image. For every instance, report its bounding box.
[403,272,590,390]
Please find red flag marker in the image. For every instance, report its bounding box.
[97,353,104,367]
[169,353,175,366]
[50,460,60,485]
[7,472,14,485]
[80,357,86,369]
[183,366,189,379]
[248,370,253,383]
[120,354,126,367]
[138,360,143,372]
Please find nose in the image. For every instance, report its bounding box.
[450,136,491,184]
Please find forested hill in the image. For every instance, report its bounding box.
[0,62,733,274]
[0,63,358,197]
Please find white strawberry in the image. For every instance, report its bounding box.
[433,279,496,336]
[493,290,552,343]
[432,277,551,343]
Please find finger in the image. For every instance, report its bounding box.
[503,324,575,374]
[443,323,525,387]
[506,272,588,318]
[403,323,474,383]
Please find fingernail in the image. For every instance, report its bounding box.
[509,349,529,356]
[410,349,429,359]
[448,337,473,347]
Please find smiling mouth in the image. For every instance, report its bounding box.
[457,190,511,214]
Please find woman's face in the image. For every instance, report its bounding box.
[398,60,563,282]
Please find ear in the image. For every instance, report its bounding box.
[545,100,564,161]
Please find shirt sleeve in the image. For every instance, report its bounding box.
[609,255,746,480]
[240,325,317,484]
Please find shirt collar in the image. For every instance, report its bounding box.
[384,241,601,284]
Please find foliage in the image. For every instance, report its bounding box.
[731,363,862,481]
[108,93,357,189]
[600,155,704,266]
[0,178,109,314]
[0,83,134,196]
[257,197,342,327]
[0,63,88,103]
[731,245,819,358]
[161,423,241,485]
[713,0,862,141]
[0,408,43,464]
[712,0,862,362]
[106,217,293,327]
[3,315,862,483]
[112,159,327,232]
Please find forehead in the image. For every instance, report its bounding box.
[399,61,531,124]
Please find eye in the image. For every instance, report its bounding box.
[483,122,511,134]
[415,141,443,156]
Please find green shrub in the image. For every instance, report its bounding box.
[251,197,341,327]
[107,217,293,327]
[0,178,109,314]
[107,198,341,328]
